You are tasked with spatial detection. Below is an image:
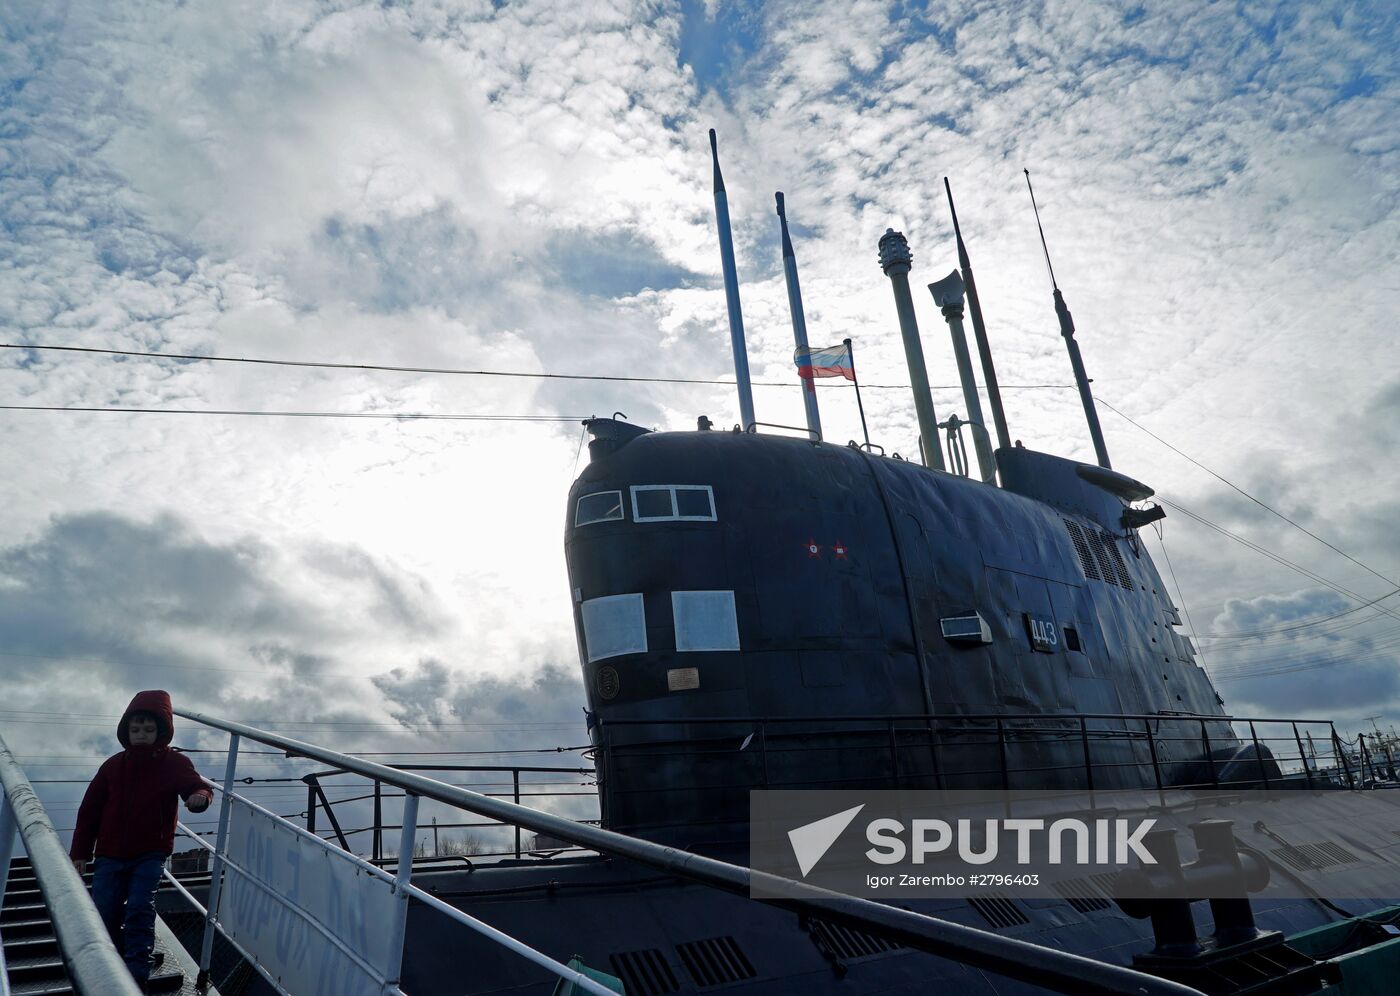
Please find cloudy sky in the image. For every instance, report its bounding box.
[1,0,1396,839]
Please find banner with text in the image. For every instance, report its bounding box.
[220,796,396,996]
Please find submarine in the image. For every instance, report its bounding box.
[565,142,1257,847]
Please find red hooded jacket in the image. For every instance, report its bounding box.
[69,691,214,861]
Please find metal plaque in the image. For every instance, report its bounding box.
[1024,613,1059,653]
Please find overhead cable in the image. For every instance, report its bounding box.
[1100,399,1398,590]
[0,404,583,421]
[0,342,1071,391]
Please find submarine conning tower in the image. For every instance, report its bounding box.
[565,423,1233,846]
[564,147,1238,847]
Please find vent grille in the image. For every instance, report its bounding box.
[967,894,1030,929]
[610,949,679,996]
[1271,841,1362,872]
[805,918,903,961]
[1063,519,1133,589]
[676,936,756,988]
[1052,876,1112,914]
[1097,530,1134,588]
[1063,520,1101,581]
[1089,529,1118,583]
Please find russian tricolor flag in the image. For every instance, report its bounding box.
[794,342,855,381]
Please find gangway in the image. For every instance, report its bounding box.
[1,857,193,995]
[0,732,181,995]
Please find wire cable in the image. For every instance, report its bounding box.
[1160,497,1400,628]
[0,342,1072,392]
[0,404,584,421]
[1100,399,1398,590]
[1192,586,1400,641]
[1152,521,1208,671]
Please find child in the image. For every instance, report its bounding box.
[69,691,213,989]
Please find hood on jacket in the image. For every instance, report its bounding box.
[118,690,175,748]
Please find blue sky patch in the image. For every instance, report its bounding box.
[549,230,701,298]
[677,0,764,96]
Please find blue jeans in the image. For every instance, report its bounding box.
[90,853,165,985]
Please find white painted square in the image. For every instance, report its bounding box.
[672,590,740,652]
[581,593,647,662]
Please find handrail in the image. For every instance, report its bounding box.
[301,762,597,860]
[181,775,617,996]
[175,708,1203,996]
[173,745,613,996]
[597,710,1328,725]
[594,713,1354,800]
[743,420,821,442]
[0,733,143,996]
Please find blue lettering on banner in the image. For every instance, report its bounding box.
[220,798,393,996]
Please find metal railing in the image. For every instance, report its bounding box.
[0,732,142,996]
[590,712,1365,837]
[173,707,1202,996]
[299,763,597,861]
[167,725,615,996]
[597,711,1355,787]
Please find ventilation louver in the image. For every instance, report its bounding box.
[1271,841,1361,872]
[804,918,903,961]
[1063,519,1134,590]
[1052,876,1112,914]
[1063,519,1101,581]
[675,936,756,988]
[609,949,679,996]
[967,894,1030,929]
[1096,530,1134,589]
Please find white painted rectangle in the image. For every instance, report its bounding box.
[672,590,740,652]
[581,593,648,662]
[220,796,395,996]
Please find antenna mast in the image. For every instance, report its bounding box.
[1024,169,1112,470]
[709,130,757,431]
[776,192,822,439]
[944,178,1012,455]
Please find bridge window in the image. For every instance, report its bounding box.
[631,485,716,522]
[581,593,647,662]
[575,490,624,526]
[673,591,740,651]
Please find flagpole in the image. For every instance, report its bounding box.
[844,338,872,449]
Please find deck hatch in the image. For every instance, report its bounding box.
[967,894,1030,929]
[608,948,679,995]
[675,935,756,987]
